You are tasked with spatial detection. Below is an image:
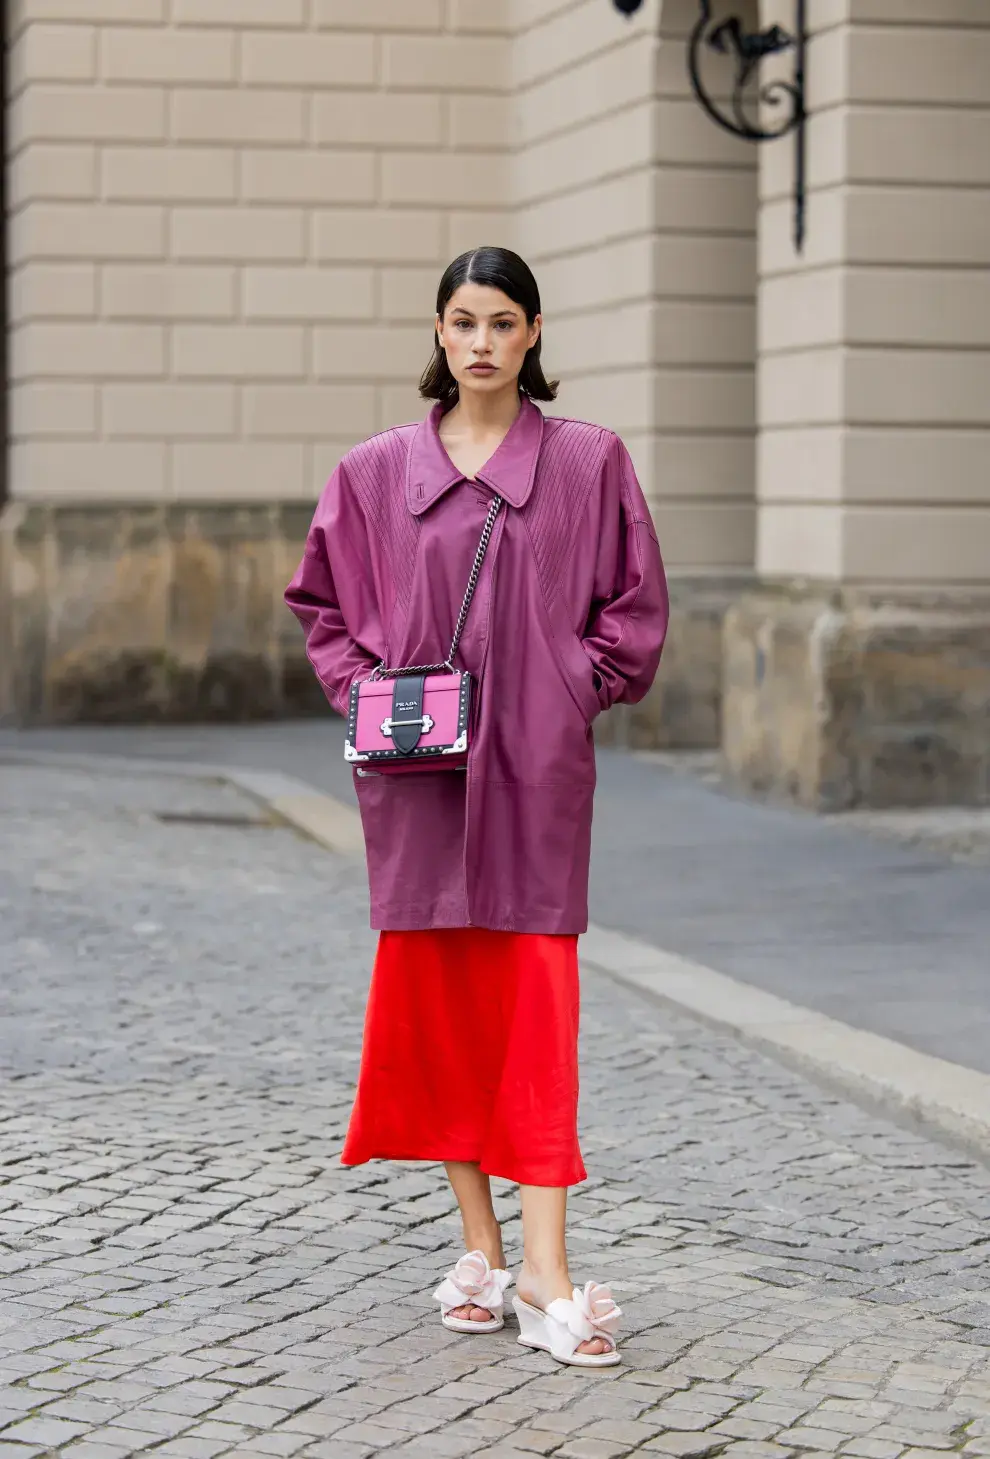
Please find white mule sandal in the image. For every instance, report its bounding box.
[513,1281,623,1368]
[434,1250,513,1334]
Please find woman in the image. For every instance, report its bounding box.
[286,247,668,1367]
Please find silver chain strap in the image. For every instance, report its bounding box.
[373,495,504,680]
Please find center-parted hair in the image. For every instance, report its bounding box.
[419,247,559,403]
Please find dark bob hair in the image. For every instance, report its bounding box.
[419,246,558,403]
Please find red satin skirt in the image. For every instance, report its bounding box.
[341,929,586,1187]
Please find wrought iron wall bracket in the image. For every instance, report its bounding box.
[612,0,808,252]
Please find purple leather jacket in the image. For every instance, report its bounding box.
[285,397,669,934]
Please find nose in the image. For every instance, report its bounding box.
[473,325,494,355]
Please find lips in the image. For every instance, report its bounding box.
[468,364,496,373]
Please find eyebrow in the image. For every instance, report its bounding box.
[449,308,518,319]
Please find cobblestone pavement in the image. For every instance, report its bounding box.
[3,764,990,1459]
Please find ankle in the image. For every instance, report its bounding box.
[522,1251,569,1279]
[520,1254,572,1300]
[463,1219,504,1268]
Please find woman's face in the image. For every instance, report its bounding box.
[436,283,541,397]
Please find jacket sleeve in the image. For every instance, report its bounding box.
[284,462,383,716]
[582,436,669,714]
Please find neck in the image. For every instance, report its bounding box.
[448,384,522,438]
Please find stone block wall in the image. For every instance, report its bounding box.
[720,0,990,807]
[7,0,511,506]
[3,0,750,740]
[511,0,759,748]
[756,0,990,587]
[724,588,990,810]
[2,498,325,723]
[2,0,513,723]
[7,0,987,804]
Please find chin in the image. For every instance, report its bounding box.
[460,372,506,391]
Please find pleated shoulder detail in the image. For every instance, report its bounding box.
[521,417,614,606]
[343,425,422,616]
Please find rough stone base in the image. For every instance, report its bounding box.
[597,575,748,751]
[723,586,990,810]
[0,499,327,724]
[1,503,746,745]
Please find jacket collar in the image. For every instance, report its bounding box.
[406,396,545,516]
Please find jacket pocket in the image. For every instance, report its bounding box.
[558,629,602,725]
[542,586,601,726]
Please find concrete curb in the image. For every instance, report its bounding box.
[5,746,990,1163]
[579,926,990,1166]
[0,747,366,853]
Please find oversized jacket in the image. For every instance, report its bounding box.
[285,397,669,934]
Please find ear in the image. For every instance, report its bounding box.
[434,313,444,349]
[528,313,542,350]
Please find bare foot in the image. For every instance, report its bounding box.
[448,1230,506,1324]
[517,1262,610,1357]
[448,1301,499,1323]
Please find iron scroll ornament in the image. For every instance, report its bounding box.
[611,0,807,252]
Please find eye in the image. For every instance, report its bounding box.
[453,319,473,330]
[495,320,515,331]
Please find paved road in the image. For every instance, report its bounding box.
[2,721,989,1076]
[3,761,990,1458]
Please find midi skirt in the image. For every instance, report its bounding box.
[341,928,586,1187]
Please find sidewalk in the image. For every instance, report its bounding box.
[2,720,989,1076]
[3,758,990,1459]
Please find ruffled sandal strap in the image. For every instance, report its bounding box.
[545,1281,622,1360]
[433,1250,512,1316]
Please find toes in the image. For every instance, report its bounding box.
[577,1338,608,1356]
[470,1306,493,1323]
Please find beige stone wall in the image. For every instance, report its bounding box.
[10,0,989,764]
[725,0,990,809]
[513,0,757,575]
[652,0,758,574]
[8,0,759,581]
[0,0,760,739]
[757,0,990,586]
[508,0,759,749]
[7,0,511,508]
[512,0,660,478]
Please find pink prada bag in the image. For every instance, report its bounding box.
[345,495,503,774]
